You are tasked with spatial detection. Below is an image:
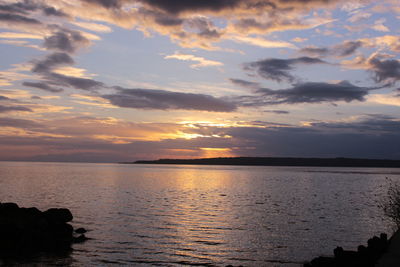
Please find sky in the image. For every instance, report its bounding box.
[0,0,399,162]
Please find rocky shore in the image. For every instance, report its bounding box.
[0,202,87,257]
[304,233,390,267]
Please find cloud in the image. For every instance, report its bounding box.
[264,110,290,114]
[238,81,377,105]
[368,93,400,107]
[333,41,364,57]
[43,29,91,53]
[229,78,260,89]
[139,0,242,14]
[81,0,123,9]
[184,16,222,39]
[230,15,334,35]
[368,56,400,85]
[103,87,237,112]
[139,0,341,15]
[299,40,363,57]
[0,1,38,15]
[32,52,74,73]
[347,12,372,23]
[164,53,223,68]
[223,115,400,159]
[44,0,342,50]
[362,35,400,53]
[229,35,296,49]
[70,21,112,33]
[0,0,66,17]
[244,57,326,83]
[372,18,389,32]
[0,32,42,39]
[309,114,400,134]
[0,102,398,162]
[292,37,308,43]
[2,113,400,162]
[47,73,104,91]
[0,105,32,113]
[23,81,63,93]
[0,12,40,23]
[29,52,103,91]
[42,7,68,17]
[299,46,330,57]
[0,117,39,128]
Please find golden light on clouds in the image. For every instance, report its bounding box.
[53,67,96,78]
[164,53,223,69]
[200,147,234,158]
[0,0,399,162]
[368,94,400,106]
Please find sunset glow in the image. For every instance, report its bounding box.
[0,0,399,162]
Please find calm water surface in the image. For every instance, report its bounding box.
[0,162,399,266]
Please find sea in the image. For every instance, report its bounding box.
[0,161,399,266]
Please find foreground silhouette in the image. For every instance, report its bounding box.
[131,157,400,168]
[0,202,87,258]
[305,233,389,267]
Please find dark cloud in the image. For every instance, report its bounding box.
[82,0,123,9]
[29,53,103,91]
[43,29,90,53]
[0,13,41,24]
[232,16,309,34]
[300,41,363,57]
[299,47,329,57]
[23,81,63,93]
[0,96,10,101]
[224,118,400,159]
[333,41,363,57]
[0,0,39,15]
[310,114,400,133]
[368,57,400,85]
[140,0,241,14]
[0,0,66,17]
[0,105,32,113]
[138,8,184,26]
[229,78,260,89]
[32,52,74,73]
[29,52,102,92]
[238,81,375,105]
[48,73,104,91]
[42,7,68,17]
[0,117,40,128]
[154,14,183,26]
[103,87,237,112]
[264,109,290,114]
[245,57,326,83]
[185,17,222,39]
[140,0,339,15]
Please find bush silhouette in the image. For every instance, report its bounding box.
[382,179,400,229]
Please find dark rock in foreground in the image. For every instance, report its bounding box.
[0,202,87,257]
[304,233,389,267]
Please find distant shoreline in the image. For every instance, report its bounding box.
[122,157,400,168]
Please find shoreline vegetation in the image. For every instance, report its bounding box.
[125,157,400,168]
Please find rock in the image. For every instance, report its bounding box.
[0,202,87,258]
[0,202,19,216]
[75,227,87,234]
[305,233,389,267]
[43,208,73,223]
[73,234,88,243]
